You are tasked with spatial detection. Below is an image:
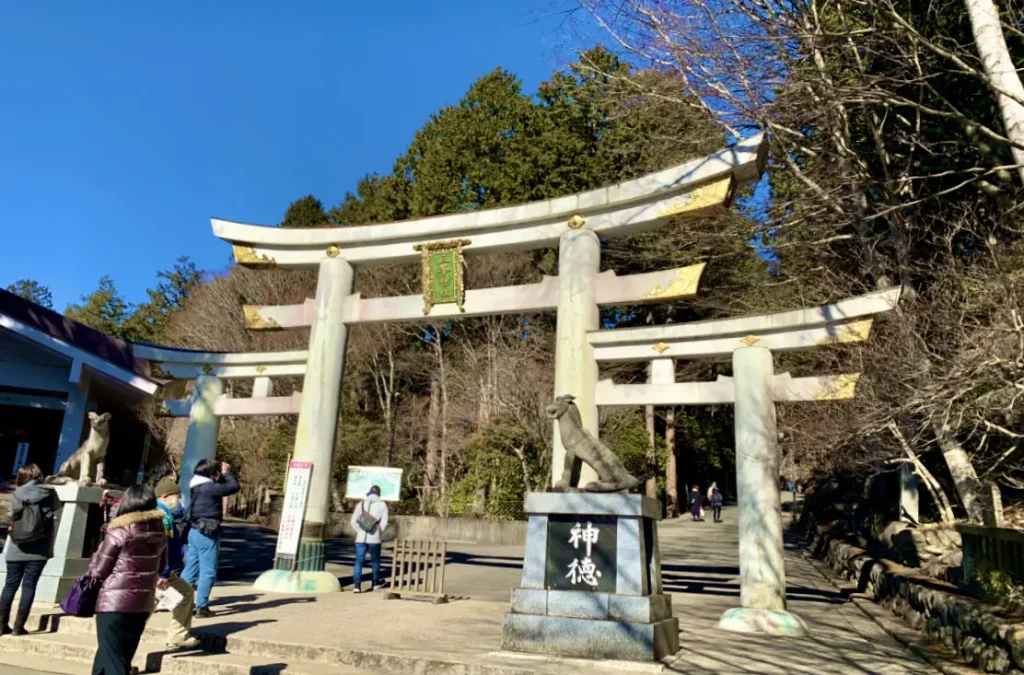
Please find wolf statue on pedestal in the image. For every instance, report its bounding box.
[547,395,640,493]
[46,412,112,487]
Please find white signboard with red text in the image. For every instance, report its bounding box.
[276,460,313,557]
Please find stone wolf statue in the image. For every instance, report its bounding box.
[547,395,640,493]
[47,412,112,487]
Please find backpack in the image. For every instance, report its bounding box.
[355,501,379,534]
[11,501,47,546]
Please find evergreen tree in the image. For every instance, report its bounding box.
[5,279,53,308]
[65,276,132,337]
[122,257,203,342]
[280,195,329,228]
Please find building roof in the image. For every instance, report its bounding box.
[0,288,157,393]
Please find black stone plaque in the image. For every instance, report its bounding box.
[545,515,617,592]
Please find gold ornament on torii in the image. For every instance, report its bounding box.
[413,239,472,315]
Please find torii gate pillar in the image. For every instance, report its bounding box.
[179,374,223,507]
[718,346,808,636]
[551,227,601,488]
[255,257,353,594]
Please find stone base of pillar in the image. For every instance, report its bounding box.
[717,607,809,637]
[253,538,339,593]
[253,569,341,594]
[274,540,326,572]
[0,484,117,604]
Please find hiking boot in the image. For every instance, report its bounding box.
[194,607,214,619]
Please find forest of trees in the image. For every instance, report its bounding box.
[9,0,1024,527]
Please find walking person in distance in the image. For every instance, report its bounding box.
[87,484,167,675]
[689,485,704,522]
[1,463,57,636]
[350,485,389,593]
[182,459,239,618]
[711,485,724,523]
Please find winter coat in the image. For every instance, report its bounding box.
[349,495,389,545]
[689,490,703,509]
[156,501,186,577]
[5,480,57,562]
[188,473,240,522]
[87,509,167,614]
[711,490,724,507]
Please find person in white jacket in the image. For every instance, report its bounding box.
[349,485,389,593]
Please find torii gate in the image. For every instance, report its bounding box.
[209,135,768,593]
[588,287,901,635]
[131,344,306,501]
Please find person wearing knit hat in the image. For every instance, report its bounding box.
[154,478,200,651]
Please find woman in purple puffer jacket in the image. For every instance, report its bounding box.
[86,484,167,675]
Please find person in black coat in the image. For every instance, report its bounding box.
[180,459,240,618]
[689,485,704,521]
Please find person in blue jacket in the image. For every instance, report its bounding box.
[181,460,240,618]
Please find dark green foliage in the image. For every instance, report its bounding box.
[64,257,202,342]
[65,276,133,337]
[5,279,53,308]
[122,257,203,342]
[280,195,330,229]
[446,420,548,519]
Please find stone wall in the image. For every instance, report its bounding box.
[267,513,526,547]
[810,528,1024,673]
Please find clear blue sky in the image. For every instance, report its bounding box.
[0,2,585,310]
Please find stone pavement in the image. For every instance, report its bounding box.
[0,504,942,675]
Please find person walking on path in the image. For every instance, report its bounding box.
[350,485,389,593]
[711,486,724,523]
[87,485,167,675]
[182,460,239,618]
[1,464,57,636]
[154,478,200,651]
[689,485,704,522]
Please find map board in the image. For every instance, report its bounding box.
[345,466,403,502]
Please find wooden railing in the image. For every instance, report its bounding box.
[384,539,448,604]
[958,524,1024,586]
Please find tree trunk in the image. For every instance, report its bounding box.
[888,422,956,524]
[932,420,986,523]
[644,363,658,499]
[425,372,441,508]
[665,407,678,518]
[965,0,1024,183]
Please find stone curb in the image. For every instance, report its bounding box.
[7,615,548,675]
[802,553,981,675]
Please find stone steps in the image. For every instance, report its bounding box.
[11,615,548,675]
[0,647,95,675]
[8,612,667,675]
[0,631,376,675]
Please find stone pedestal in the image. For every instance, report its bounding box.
[501,493,678,662]
[0,484,115,604]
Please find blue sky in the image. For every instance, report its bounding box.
[0,2,581,310]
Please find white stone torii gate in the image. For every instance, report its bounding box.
[209,135,768,593]
[588,287,901,635]
[131,344,307,500]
